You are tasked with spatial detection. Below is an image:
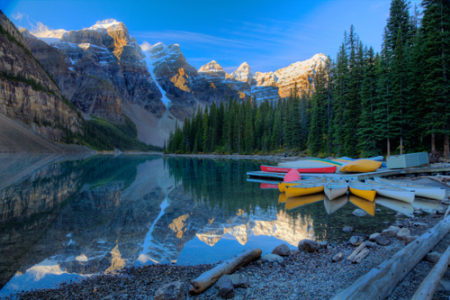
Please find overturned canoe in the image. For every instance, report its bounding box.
[374,177,446,201]
[285,182,324,198]
[324,181,348,200]
[365,180,415,204]
[324,195,348,215]
[349,181,376,202]
[349,195,376,216]
[261,165,337,174]
[285,193,324,210]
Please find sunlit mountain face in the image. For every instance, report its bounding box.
[0,155,396,296]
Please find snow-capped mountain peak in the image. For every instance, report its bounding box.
[87,19,123,31]
[230,61,252,84]
[31,22,67,40]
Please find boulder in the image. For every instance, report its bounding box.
[381,225,400,237]
[317,241,329,249]
[298,239,319,253]
[342,226,353,233]
[215,276,234,299]
[396,228,411,240]
[369,233,380,241]
[262,253,284,264]
[375,235,391,246]
[272,244,290,257]
[332,252,344,262]
[365,241,378,248]
[404,235,417,245]
[353,209,367,217]
[155,281,185,300]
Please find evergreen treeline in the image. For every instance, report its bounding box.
[166,0,449,158]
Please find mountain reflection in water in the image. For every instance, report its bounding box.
[0,155,395,296]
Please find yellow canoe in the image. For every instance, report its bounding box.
[349,182,376,202]
[278,181,301,193]
[285,183,324,198]
[285,193,325,210]
[349,195,376,216]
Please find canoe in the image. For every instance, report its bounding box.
[260,183,279,189]
[376,197,414,217]
[285,193,324,210]
[349,195,376,216]
[278,179,324,193]
[324,195,348,215]
[365,180,415,204]
[278,159,341,169]
[247,171,285,180]
[285,182,324,198]
[374,177,446,201]
[412,199,442,213]
[324,181,348,200]
[260,165,337,174]
[349,181,376,202]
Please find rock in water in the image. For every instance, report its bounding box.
[262,253,284,264]
[332,252,344,262]
[349,235,366,246]
[353,209,367,217]
[369,233,380,241]
[215,276,234,299]
[375,235,391,246]
[272,244,290,257]
[298,239,319,253]
[343,226,353,233]
[154,281,185,300]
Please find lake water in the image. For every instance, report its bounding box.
[0,154,397,296]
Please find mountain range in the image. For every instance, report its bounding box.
[0,13,328,149]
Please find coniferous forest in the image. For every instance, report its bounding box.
[166,0,449,158]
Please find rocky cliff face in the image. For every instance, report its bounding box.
[0,11,82,142]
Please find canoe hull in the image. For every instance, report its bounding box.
[261,165,337,174]
[374,188,414,204]
[285,185,324,198]
[349,186,376,202]
[324,186,348,200]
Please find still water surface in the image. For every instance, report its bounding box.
[0,154,396,296]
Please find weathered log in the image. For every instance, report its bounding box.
[332,216,450,300]
[444,205,450,218]
[347,242,367,262]
[190,248,262,294]
[411,245,450,300]
[352,248,370,264]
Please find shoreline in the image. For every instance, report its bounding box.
[12,206,450,299]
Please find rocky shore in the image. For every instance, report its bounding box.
[11,205,450,300]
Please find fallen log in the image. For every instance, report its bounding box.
[332,216,450,300]
[347,242,367,262]
[411,245,450,300]
[190,248,262,294]
[352,248,370,264]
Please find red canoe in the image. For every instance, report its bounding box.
[260,165,337,174]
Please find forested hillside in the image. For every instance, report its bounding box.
[166,0,449,158]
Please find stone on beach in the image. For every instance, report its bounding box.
[381,225,401,237]
[154,281,186,300]
[229,273,249,288]
[396,228,411,240]
[332,252,344,262]
[298,239,319,253]
[353,209,367,217]
[349,235,366,246]
[369,233,380,241]
[272,244,291,257]
[375,235,391,246]
[215,276,234,299]
[262,253,284,264]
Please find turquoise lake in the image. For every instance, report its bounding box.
[0,154,398,296]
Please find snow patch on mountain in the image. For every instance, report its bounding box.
[86,19,122,31]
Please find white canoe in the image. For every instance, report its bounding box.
[324,181,348,200]
[366,180,415,204]
[376,197,414,217]
[324,195,348,215]
[412,199,442,213]
[374,177,446,201]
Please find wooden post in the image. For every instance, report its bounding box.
[411,245,450,300]
[190,248,262,294]
[332,216,450,300]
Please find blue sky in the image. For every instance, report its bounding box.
[2,0,420,72]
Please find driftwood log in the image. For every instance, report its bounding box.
[332,216,450,300]
[411,245,450,300]
[347,242,369,264]
[190,248,262,294]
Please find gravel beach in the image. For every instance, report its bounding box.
[10,209,449,300]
